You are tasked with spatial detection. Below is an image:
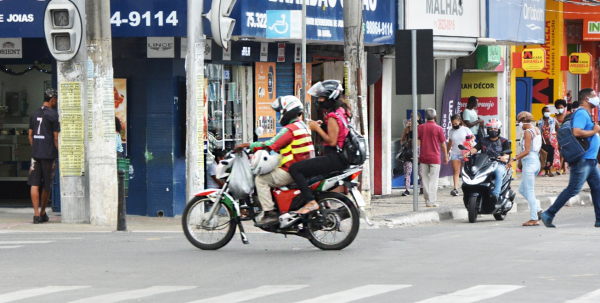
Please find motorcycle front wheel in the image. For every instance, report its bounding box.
[468,196,478,223]
[182,196,236,250]
[307,192,360,250]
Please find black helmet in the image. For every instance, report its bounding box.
[307,80,343,100]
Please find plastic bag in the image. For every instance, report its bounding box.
[228,152,254,199]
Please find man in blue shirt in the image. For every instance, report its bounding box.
[541,88,600,228]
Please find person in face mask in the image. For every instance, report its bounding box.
[554,99,568,174]
[447,114,474,196]
[537,107,558,176]
[469,119,512,206]
[541,88,600,228]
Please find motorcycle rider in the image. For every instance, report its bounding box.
[235,96,314,226]
[469,119,513,206]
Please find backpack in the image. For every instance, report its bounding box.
[557,109,591,164]
[334,112,367,165]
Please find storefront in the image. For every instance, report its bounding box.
[1,0,396,216]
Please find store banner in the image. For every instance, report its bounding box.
[295,63,313,120]
[405,0,479,37]
[255,62,277,139]
[460,73,499,124]
[114,79,127,157]
[439,68,463,178]
[234,0,396,44]
[0,38,22,58]
[584,19,600,41]
[487,0,545,44]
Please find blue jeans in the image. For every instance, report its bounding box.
[546,159,600,222]
[492,164,507,198]
[519,153,542,220]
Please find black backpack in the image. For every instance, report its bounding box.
[334,112,367,165]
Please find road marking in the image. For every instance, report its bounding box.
[0,246,22,249]
[294,285,411,303]
[566,289,600,303]
[0,286,89,303]
[67,286,196,303]
[188,285,307,303]
[414,285,523,303]
[0,241,52,244]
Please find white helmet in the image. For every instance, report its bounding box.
[250,150,281,175]
[271,95,303,126]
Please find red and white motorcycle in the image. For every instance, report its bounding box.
[182,151,371,250]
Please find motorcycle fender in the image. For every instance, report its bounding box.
[193,189,218,197]
[350,187,366,207]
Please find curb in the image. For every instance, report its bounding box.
[377,207,468,228]
[515,193,591,213]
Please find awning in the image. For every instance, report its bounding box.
[433,36,478,59]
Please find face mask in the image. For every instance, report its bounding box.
[588,96,600,108]
[558,108,564,114]
[488,130,500,138]
[319,99,336,111]
[543,112,550,118]
[452,125,460,130]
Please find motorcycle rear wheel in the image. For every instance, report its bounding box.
[468,196,478,223]
[307,192,360,250]
[182,196,236,250]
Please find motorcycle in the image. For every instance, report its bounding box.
[458,145,516,223]
[182,151,371,250]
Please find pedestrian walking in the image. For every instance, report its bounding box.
[537,106,559,177]
[541,88,600,228]
[462,96,485,142]
[554,99,567,174]
[400,114,423,196]
[28,88,60,224]
[417,108,449,207]
[207,149,226,189]
[515,111,543,226]
[447,114,473,196]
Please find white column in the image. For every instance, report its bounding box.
[381,58,394,195]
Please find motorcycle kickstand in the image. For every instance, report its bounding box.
[236,218,249,244]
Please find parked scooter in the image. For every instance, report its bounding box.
[459,145,516,223]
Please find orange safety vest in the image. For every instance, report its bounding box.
[279,121,314,167]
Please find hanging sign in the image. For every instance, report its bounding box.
[521,48,546,71]
[568,52,592,74]
[277,43,285,62]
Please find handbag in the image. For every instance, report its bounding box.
[539,148,548,169]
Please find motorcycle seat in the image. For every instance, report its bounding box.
[279,176,325,190]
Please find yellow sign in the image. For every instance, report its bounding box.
[568,52,592,75]
[59,82,85,177]
[522,48,546,72]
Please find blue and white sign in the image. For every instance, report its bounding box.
[487,0,545,44]
[228,0,396,45]
[266,10,302,39]
[0,0,46,38]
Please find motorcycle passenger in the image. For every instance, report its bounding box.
[288,80,350,215]
[235,96,314,226]
[469,119,513,205]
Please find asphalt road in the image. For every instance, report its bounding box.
[1,207,600,303]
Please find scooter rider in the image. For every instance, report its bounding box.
[235,96,315,226]
[469,119,513,206]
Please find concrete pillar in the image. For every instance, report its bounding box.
[381,58,394,195]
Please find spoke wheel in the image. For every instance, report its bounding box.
[307,193,359,250]
[182,196,236,250]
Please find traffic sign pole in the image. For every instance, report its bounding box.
[302,0,307,120]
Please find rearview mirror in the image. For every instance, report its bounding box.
[255,126,264,137]
[458,145,468,151]
[502,149,513,155]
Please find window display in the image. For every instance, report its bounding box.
[205,64,242,153]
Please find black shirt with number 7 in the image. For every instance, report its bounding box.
[29,106,60,159]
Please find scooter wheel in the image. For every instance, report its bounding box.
[468,196,478,223]
[493,213,507,221]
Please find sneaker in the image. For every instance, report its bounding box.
[540,212,556,228]
[426,203,439,208]
[451,189,460,196]
[255,212,278,227]
[419,188,423,195]
[401,190,410,197]
[40,213,49,223]
[33,216,41,224]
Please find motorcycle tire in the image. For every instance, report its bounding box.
[468,196,478,223]
[182,196,237,250]
[493,213,507,221]
[307,192,360,251]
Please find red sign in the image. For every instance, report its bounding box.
[277,43,285,62]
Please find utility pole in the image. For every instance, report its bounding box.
[185,0,205,202]
[86,0,118,226]
[302,0,308,120]
[343,0,371,206]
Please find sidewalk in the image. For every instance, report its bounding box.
[0,171,591,232]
